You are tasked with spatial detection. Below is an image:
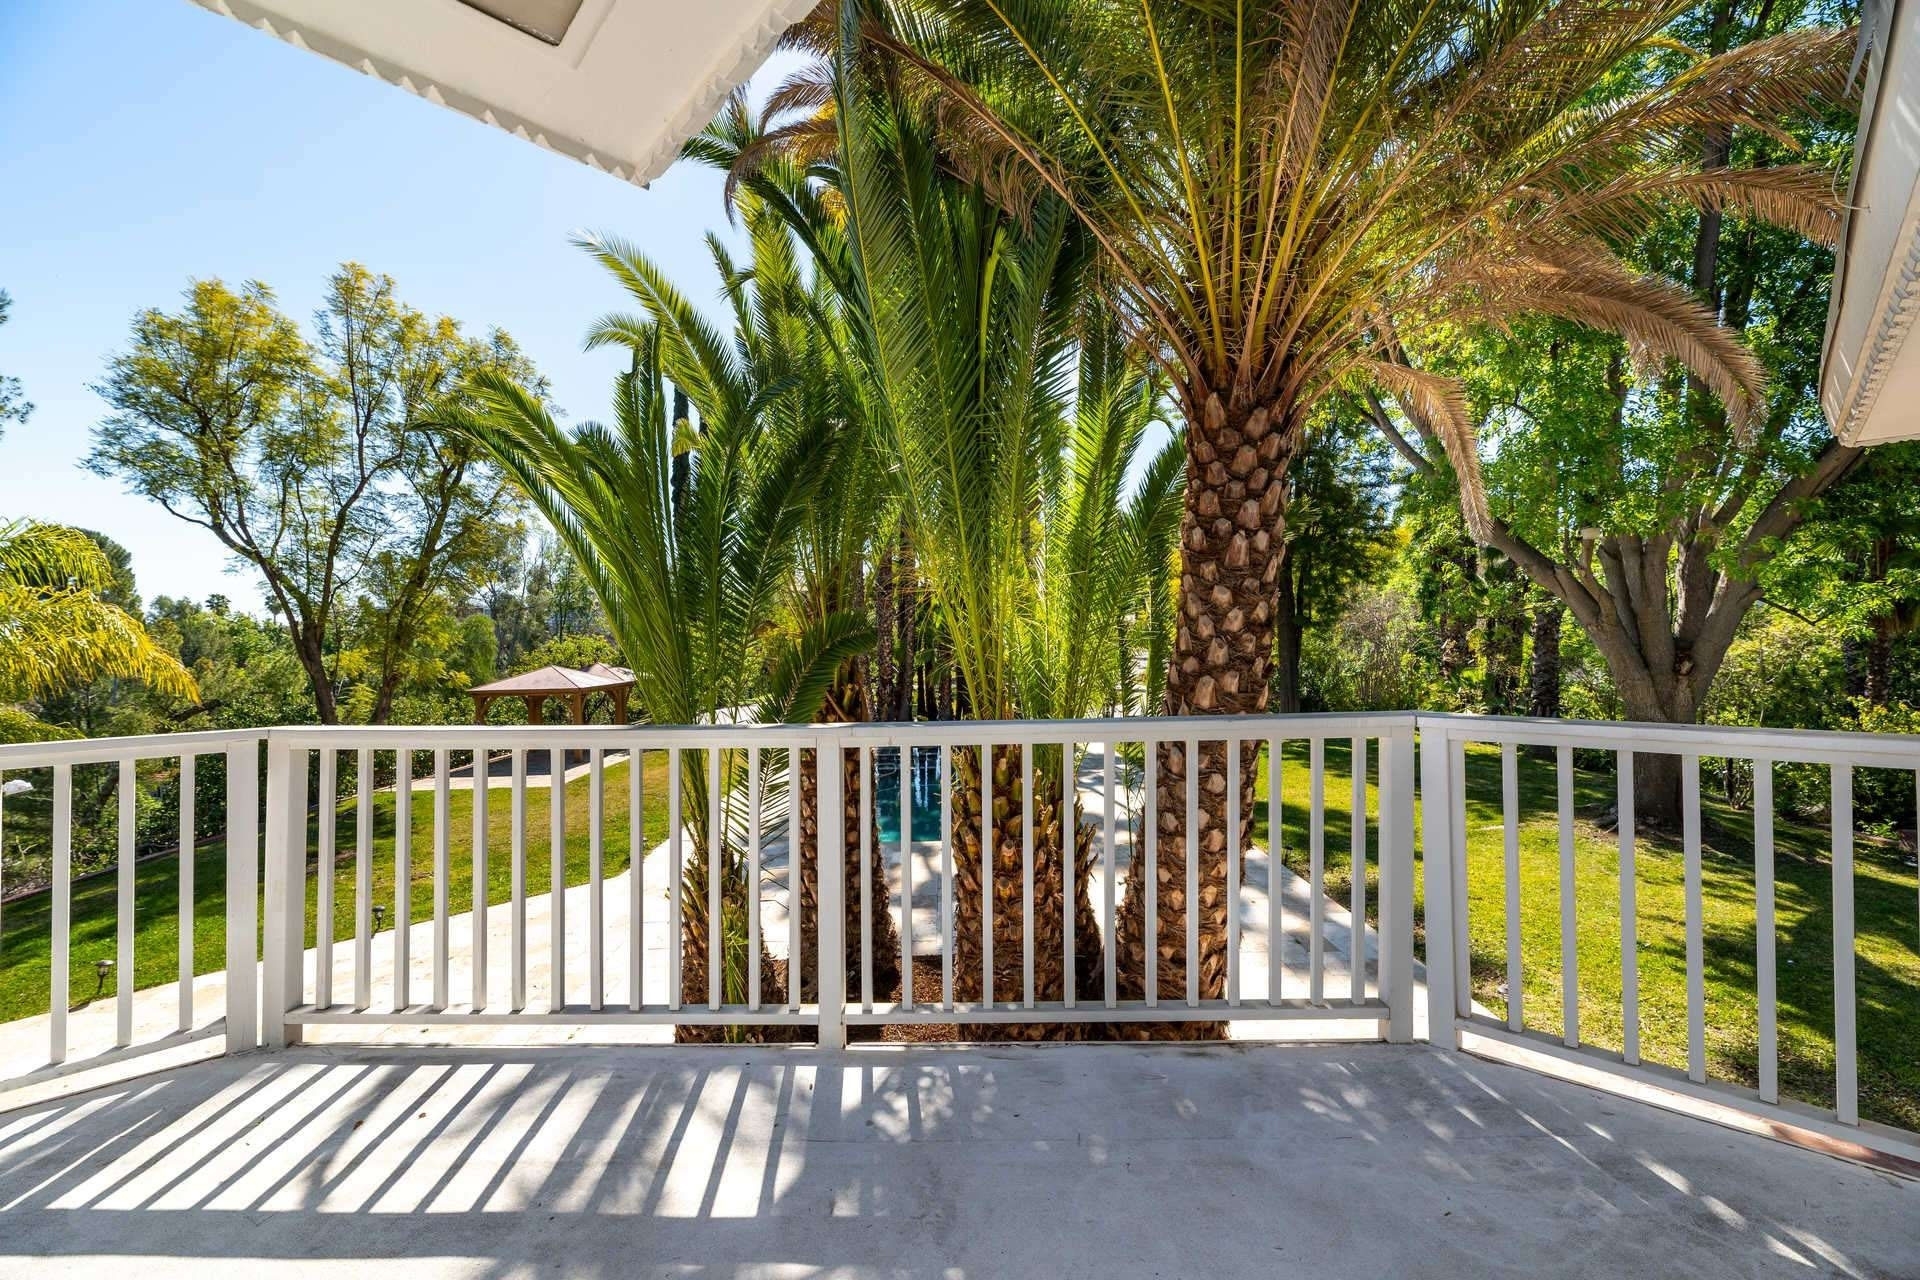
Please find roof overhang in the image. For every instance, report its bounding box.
[1822,0,1920,446]
[185,0,818,186]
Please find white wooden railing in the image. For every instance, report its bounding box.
[2,713,1915,1154]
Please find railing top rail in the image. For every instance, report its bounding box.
[1422,712,1920,765]
[266,711,1420,751]
[9,712,1920,769]
[0,727,266,771]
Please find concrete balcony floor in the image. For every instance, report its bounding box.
[1,1041,1915,1279]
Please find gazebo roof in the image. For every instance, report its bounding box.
[469,663,633,697]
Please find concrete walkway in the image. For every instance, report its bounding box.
[0,1040,1914,1279]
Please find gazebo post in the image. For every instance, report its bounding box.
[525,695,542,725]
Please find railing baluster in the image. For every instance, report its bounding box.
[1755,757,1777,1105]
[1062,743,1073,1009]
[1557,744,1577,1048]
[1186,737,1200,1009]
[1104,738,1119,1009]
[860,744,873,1013]
[1351,736,1367,1006]
[50,762,71,1064]
[899,745,914,1012]
[669,746,682,1011]
[1502,742,1520,1032]
[433,749,451,1013]
[1022,743,1035,1009]
[817,735,847,1049]
[395,751,412,1011]
[550,746,566,1014]
[709,745,723,1011]
[1418,729,1460,1047]
[632,744,645,1012]
[590,747,605,1012]
[355,747,373,1011]
[1268,738,1281,1006]
[1618,750,1639,1066]
[1145,739,1158,1008]
[1226,738,1241,1007]
[118,758,136,1047]
[473,747,489,1012]
[179,752,196,1031]
[224,742,259,1053]
[1309,737,1325,1006]
[1682,753,1705,1083]
[1381,728,1416,1042]
[748,745,761,1012]
[788,748,801,1013]
[1450,737,1470,1012]
[941,743,954,1011]
[982,743,994,1008]
[511,748,527,1012]
[1832,763,1858,1125]
[316,749,335,1011]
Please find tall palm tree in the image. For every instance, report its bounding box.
[717,38,1184,1032]
[576,200,904,1010]
[0,519,195,737]
[449,308,865,1038]
[869,0,1855,1027]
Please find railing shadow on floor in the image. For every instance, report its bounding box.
[0,1041,1913,1279]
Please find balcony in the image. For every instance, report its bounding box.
[1,712,1917,1277]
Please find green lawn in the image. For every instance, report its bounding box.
[0,753,671,1026]
[5,739,1916,1132]
[1247,739,1920,1133]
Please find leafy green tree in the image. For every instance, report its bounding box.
[85,265,537,724]
[1764,443,1920,707]
[1272,405,1394,713]
[0,290,32,436]
[0,520,195,741]
[1370,2,1861,823]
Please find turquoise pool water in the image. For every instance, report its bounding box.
[872,747,946,844]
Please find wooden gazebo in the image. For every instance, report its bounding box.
[468,663,634,725]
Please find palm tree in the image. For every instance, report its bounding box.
[448,311,864,1039]
[717,40,1184,1032]
[870,0,1855,1026]
[0,519,195,737]
[575,201,904,1011]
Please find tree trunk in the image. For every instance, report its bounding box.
[794,669,901,1013]
[291,623,339,725]
[948,744,1102,1040]
[1273,550,1303,714]
[1114,393,1292,1040]
[1481,577,1529,715]
[1527,598,1564,720]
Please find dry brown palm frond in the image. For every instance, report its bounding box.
[1549,163,1846,248]
[1359,355,1491,542]
[778,0,836,57]
[1455,241,1766,432]
[1537,25,1857,164]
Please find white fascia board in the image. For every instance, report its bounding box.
[184,0,818,186]
[1822,0,1920,446]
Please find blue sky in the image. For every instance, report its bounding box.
[0,0,774,613]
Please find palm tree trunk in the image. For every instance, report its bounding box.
[795,676,902,1009]
[1115,393,1291,1040]
[949,744,1103,1039]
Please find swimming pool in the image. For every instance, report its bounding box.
[871,746,946,844]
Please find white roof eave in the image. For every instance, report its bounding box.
[185,0,818,187]
[1822,0,1920,447]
